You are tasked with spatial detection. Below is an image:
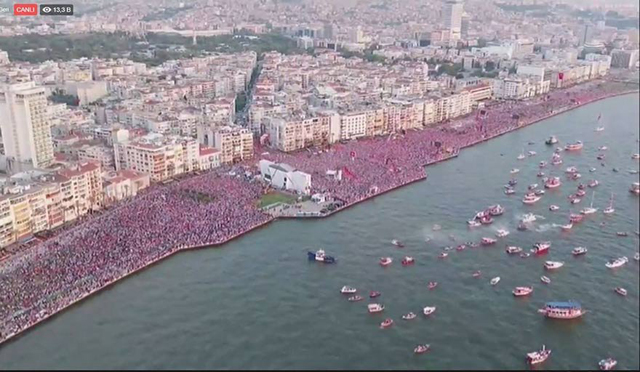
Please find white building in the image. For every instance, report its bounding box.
[0,82,54,172]
[259,159,311,195]
[442,0,464,39]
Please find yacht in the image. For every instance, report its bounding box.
[506,246,523,254]
[572,247,588,256]
[544,261,565,270]
[423,306,437,316]
[368,303,385,313]
[603,193,615,214]
[605,256,628,269]
[580,192,598,215]
[532,241,551,254]
[490,277,501,286]
[341,286,357,294]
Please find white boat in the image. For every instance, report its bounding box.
[572,247,588,256]
[368,303,385,313]
[402,312,417,320]
[504,188,515,195]
[565,141,583,151]
[571,198,582,204]
[552,158,563,165]
[391,239,404,247]
[438,252,448,259]
[522,213,537,223]
[544,261,564,270]
[517,153,526,160]
[635,252,639,261]
[588,180,599,188]
[580,192,598,215]
[599,358,617,370]
[513,286,533,297]
[559,222,573,231]
[631,182,640,195]
[603,193,614,215]
[506,246,523,254]
[490,277,501,286]
[549,205,560,211]
[414,344,430,354]
[632,153,640,160]
[605,256,628,269]
[423,306,436,316]
[527,345,552,365]
[589,167,597,172]
[545,136,558,145]
[532,241,551,254]
[380,318,393,328]
[540,276,551,284]
[535,189,545,196]
[481,237,497,245]
[379,257,393,266]
[495,229,510,238]
[565,166,579,173]
[629,169,639,174]
[510,168,520,174]
[522,193,542,204]
[528,151,537,157]
[468,220,482,227]
[539,161,547,168]
[614,287,627,296]
[595,126,605,132]
[341,286,357,294]
[348,295,363,302]
[528,183,539,190]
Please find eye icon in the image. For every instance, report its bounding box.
[42,6,52,13]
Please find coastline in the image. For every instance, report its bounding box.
[1,88,638,348]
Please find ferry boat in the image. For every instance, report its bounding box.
[539,161,547,168]
[603,193,615,214]
[495,229,510,238]
[510,168,520,174]
[380,318,394,329]
[522,213,537,223]
[522,193,542,204]
[572,247,588,256]
[538,301,585,319]
[414,344,430,354]
[614,287,627,296]
[481,237,497,245]
[370,291,381,298]
[341,286,357,294]
[527,345,551,365]
[468,220,482,227]
[559,222,573,231]
[565,166,579,174]
[428,281,438,290]
[599,358,617,370]
[348,295,363,302]
[605,256,628,269]
[540,276,551,284]
[565,141,583,151]
[549,205,560,211]
[544,261,564,270]
[504,188,515,195]
[308,249,336,263]
[532,242,551,254]
[570,213,584,223]
[391,239,405,248]
[545,177,562,189]
[423,306,437,316]
[513,286,533,297]
[506,246,523,254]
[490,277,501,286]
[545,136,558,145]
[588,180,599,188]
[488,204,505,216]
[368,303,385,313]
[630,182,640,195]
[402,312,417,320]
[380,257,393,266]
[400,255,415,265]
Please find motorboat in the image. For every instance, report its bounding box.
[633,153,640,160]
[468,219,482,227]
[572,247,588,256]
[490,277,501,286]
[348,295,363,302]
[539,161,547,168]
[380,318,394,329]
[402,312,417,320]
[549,205,560,211]
[552,158,563,165]
[545,136,558,145]
[528,183,539,190]
[565,166,579,174]
[456,244,466,251]
[589,167,597,172]
[432,224,442,231]
[629,169,639,174]
[603,193,614,214]
[535,189,545,196]
[368,303,385,313]
[532,241,551,254]
[605,256,628,269]
[544,261,564,270]
[341,286,357,294]
[578,183,586,190]
[595,126,605,132]
[508,179,518,186]
[565,141,583,151]
[522,213,537,223]
[559,222,573,231]
[517,153,526,160]
[414,344,430,354]
[380,257,393,266]
[481,237,497,245]
[513,286,533,297]
[402,256,415,266]
[520,252,531,258]
[423,306,437,316]
[504,188,515,195]
[495,229,510,238]
[428,281,438,290]
[571,197,582,204]
[540,276,551,284]
[537,171,545,177]
[598,146,608,151]
[631,182,640,195]
[506,246,523,254]
[522,193,542,204]
[634,252,639,261]
[538,301,585,319]
[472,270,482,277]
[480,216,493,225]
[391,239,404,248]
[588,180,599,188]
[614,287,627,296]
[616,232,628,237]
[576,189,587,197]
[570,213,584,223]
[597,154,606,160]
[308,249,336,264]
[599,358,617,371]
[510,168,520,174]
[612,168,619,173]
[488,204,505,216]
[527,345,551,365]
[370,291,381,298]
[528,151,537,157]
[438,252,448,259]
[517,222,528,231]
[544,177,562,189]
[570,173,582,180]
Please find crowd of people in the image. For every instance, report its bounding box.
[0,79,636,345]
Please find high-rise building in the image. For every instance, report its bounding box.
[610,49,639,69]
[442,0,464,36]
[460,13,470,38]
[0,82,54,172]
[580,24,594,45]
[323,22,334,40]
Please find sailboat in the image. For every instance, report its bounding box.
[517,148,526,160]
[580,191,598,215]
[603,193,615,214]
[595,113,604,132]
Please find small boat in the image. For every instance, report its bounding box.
[595,126,605,132]
[570,173,582,180]
[468,242,479,248]
[605,257,628,269]
[532,242,551,254]
[456,244,466,251]
[368,303,385,313]
[616,232,628,237]
[572,247,588,256]
[401,256,415,265]
[370,291,381,298]
[488,204,505,216]
[513,286,533,297]
[391,239,404,248]
[535,189,545,196]
[495,229,510,238]
[481,237,497,245]
[578,183,586,190]
[549,205,560,211]
[473,270,482,277]
[480,216,493,225]
[614,287,627,296]
[631,182,640,195]
[527,345,551,365]
[633,153,640,160]
[545,136,558,145]
[402,312,417,320]
[528,141,535,145]
[522,193,542,204]
[506,246,523,255]
[348,295,363,302]
[634,252,639,261]
[528,151,537,157]
[341,286,357,294]
[545,177,562,189]
[571,198,582,204]
[612,168,619,173]
[570,213,584,223]
[414,344,430,354]
[588,180,599,188]
[539,161,547,168]
[589,167,596,172]
[552,158,563,165]
[544,261,564,270]
[380,318,394,329]
[517,153,526,160]
[540,276,551,284]
[598,146,608,151]
[597,154,606,160]
[490,277,501,286]
[528,183,539,190]
[565,166,579,174]
[468,219,482,227]
[538,301,585,319]
[423,306,436,316]
[510,168,520,174]
[308,249,336,263]
[508,179,518,186]
[380,257,393,266]
[559,222,573,231]
[432,224,442,231]
[438,252,448,259]
[504,188,515,195]
[537,171,545,177]
[565,141,583,151]
[576,189,587,197]
[580,192,598,215]
[428,281,438,290]
[628,169,639,174]
[517,222,528,231]
[520,252,531,258]
[599,358,617,370]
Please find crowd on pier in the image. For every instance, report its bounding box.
[0,80,636,344]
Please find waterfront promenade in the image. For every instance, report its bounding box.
[0,80,637,346]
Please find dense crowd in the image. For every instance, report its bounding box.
[0,80,636,345]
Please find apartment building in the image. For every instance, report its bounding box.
[213,126,254,165]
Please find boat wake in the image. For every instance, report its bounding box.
[536,224,555,232]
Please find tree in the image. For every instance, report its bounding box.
[485,61,496,71]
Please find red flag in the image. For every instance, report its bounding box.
[558,72,564,80]
[350,151,356,158]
